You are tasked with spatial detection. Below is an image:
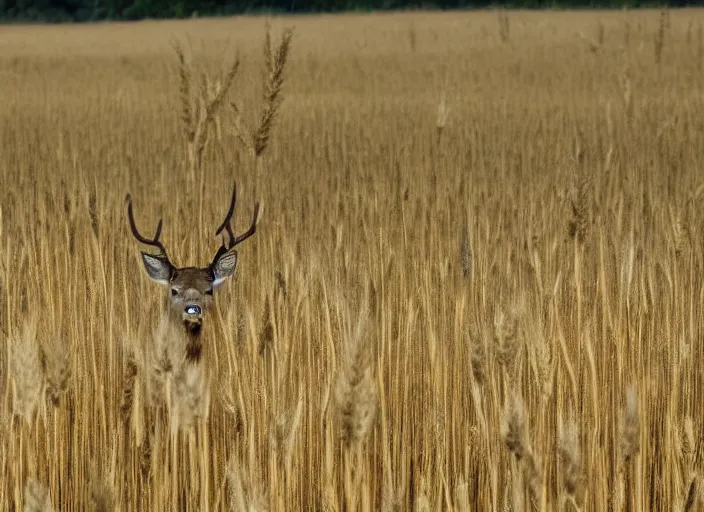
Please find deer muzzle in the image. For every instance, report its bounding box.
[183,304,203,335]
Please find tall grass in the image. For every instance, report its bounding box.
[0,9,703,510]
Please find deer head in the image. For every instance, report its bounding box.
[126,184,260,336]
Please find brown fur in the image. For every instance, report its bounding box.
[142,258,233,350]
[163,266,219,362]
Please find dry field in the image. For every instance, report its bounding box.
[1,7,704,511]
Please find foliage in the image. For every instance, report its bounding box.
[0,0,701,22]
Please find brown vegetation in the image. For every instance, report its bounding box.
[0,8,703,510]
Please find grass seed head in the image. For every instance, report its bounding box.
[10,321,42,424]
[24,478,53,512]
[621,385,640,462]
[335,302,378,447]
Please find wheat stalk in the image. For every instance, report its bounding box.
[173,39,240,180]
[252,24,294,158]
[502,393,543,508]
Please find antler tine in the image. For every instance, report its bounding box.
[231,202,260,246]
[213,184,260,252]
[125,194,168,256]
[214,183,237,248]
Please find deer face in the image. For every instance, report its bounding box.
[140,254,237,335]
[127,184,259,336]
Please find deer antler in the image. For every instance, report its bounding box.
[126,194,170,260]
[212,183,260,260]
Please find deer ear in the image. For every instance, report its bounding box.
[141,253,173,285]
[212,248,238,287]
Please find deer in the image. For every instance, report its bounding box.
[126,184,260,361]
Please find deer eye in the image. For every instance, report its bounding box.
[171,288,178,297]
[205,289,213,296]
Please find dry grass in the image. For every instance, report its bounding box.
[1,8,703,511]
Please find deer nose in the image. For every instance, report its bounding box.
[185,305,202,316]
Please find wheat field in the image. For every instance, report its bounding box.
[0,8,703,511]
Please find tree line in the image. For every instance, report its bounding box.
[0,0,699,22]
